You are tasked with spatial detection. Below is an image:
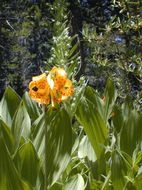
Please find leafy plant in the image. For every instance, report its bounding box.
[1,78,142,189]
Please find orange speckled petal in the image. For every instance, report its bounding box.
[29,81,36,89]
[60,79,73,100]
[29,73,50,105]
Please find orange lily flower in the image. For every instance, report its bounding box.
[29,73,50,104]
[47,67,73,106]
[29,67,73,106]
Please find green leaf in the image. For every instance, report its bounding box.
[32,108,72,187]
[103,79,117,120]
[76,97,108,159]
[67,40,78,58]
[71,130,80,154]
[46,108,72,187]
[64,174,85,190]
[78,135,97,162]
[49,183,62,190]
[133,151,142,169]
[16,141,39,187]
[12,101,31,150]
[120,110,142,156]
[0,87,21,127]
[23,92,41,122]
[101,171,111,190]
[122,96,133,122]
[32,114,45,157]
[84,86,104,118]
[64,81,86,116]
[134,173,142,190]
[32,109,56,157]
[67,56,78,78]
[0,135,32,190]
[111,150,127,190]
[112,105,124,133]
[89,178,103,190]
[0,119,14,153]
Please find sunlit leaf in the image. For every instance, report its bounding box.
[12,101,31,151]
[78,135,96,162]
[23,92,41,122]
[32,107,72,187]
[46,108,72,187]
[15,141,40,187]
[0,119,14,153]
[84,86,104,118]
[76,97,108,159]
[134,173,142,190]
[64,174,85,190]
[111,150,127,190]
[32,114,45,157]
[112,105,124,133]
[120,110,142,156]
[103,79,117,120]
[0,87,21,127]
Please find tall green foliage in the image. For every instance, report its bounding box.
[45,0,79,76]
[1,80,142,189]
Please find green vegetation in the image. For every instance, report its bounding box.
[1,80,142,189]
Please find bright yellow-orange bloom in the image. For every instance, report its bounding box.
[29,73,50,104]
[29,67,73,105]
[49,66,67,89]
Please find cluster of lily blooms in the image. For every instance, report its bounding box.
[29,66,73,106]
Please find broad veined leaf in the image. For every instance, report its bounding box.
[103,79,117,120]
[134,172,142,190]
[0,135,32,190]
[15,141,40,187]
[32,109,57,157]
[78,135,96,162]
[64,174,85,190]
[32,108,72,187]
[76,97,108,159]
[84,86,104,118]
[120,110,142,156]
[12,101,31,150]
[0,87,21,127]
[32,114,45,157]
[133,150,142,170]
[112,105,124,133]
[71,130,80,154]
[0,119,14,153]
[121,96,133,122]
[45,108,72,187]
[34,167,44,190]
[111,150,127,190]
[23,92,41,122]
[49,182,62,190]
